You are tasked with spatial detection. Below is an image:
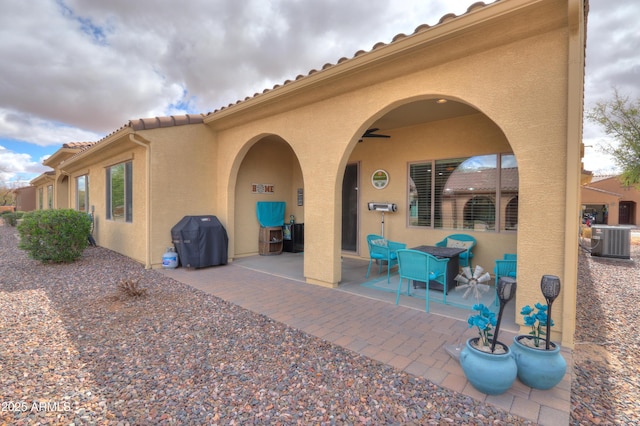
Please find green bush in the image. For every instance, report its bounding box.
[2,212,17,226]
[18,209,92,263]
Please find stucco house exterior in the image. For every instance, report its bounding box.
[12,186,36,211]
[581,175,640,226]
[30,0,587,348]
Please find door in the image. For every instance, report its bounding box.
[342,163,359,252]
[619,201,635,225]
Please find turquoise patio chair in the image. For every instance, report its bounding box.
[435,234,476,268]
[395,249,449,312]
[494,254,517,305]
[365,234,406,283]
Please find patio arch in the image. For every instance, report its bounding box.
[55,174,69,209]
[229,134,303,258]
[336,94,517,263]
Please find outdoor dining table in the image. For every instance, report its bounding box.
[410,245,466,294]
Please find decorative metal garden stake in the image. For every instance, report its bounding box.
[491,277,517,353]
[540,275,561,350]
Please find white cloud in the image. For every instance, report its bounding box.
[0,146,49,184]
[0,0,637,177]
[0,109,102,147]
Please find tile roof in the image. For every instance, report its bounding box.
[69,114,207,161]
[128,114,205,131]
[590,174,620,183]
[61,1,499,164]
[62,142,95,149]
[443,167,519,192]
[582,186,622,197]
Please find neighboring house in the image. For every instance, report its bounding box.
[30,143,95,211]
[29,0,587,348]
[581,175,640,226]
[30,171,55,210]
[12,186,36,211]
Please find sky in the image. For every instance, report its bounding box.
[1,0,638,186]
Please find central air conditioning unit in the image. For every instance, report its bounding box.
[591,225,631,259]
[367,202,397,212]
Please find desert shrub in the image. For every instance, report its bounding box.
[18,209,92,263]
[117,279,148,297]
[2,212,17,226]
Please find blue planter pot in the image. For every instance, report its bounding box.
[510,335,567,390]
[459,338,517,395]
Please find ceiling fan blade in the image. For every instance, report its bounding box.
[361,128,390,139]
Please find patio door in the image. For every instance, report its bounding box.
[342,163,359,252]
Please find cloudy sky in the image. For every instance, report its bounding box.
[0,0,638,185]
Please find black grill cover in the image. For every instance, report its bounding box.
[171,215,228,268]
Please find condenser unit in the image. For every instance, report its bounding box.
[590,225,631,259]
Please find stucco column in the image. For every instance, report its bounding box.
[302,174,342,288]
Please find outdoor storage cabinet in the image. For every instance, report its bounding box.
[259,226,283,255]
[171,215,228,268]
[283,223,304,253]
[256,201,286,256]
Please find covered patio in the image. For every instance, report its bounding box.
[229,252,518,329]
[159,255,570,425]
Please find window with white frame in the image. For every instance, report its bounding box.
[76,175,89,213]
[408,154,518,231]
[106,161,132,222]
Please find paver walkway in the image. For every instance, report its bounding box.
[160,256,571,425]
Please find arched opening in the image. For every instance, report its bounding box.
[463,196,495,231]
[56,175,69,209]
[233,135,304,257]
[505,196,518,230]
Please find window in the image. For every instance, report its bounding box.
[408,154,518,231]
[106,161,132,222]
[38,188,43,210]
[47,185,53,209]
[76,175,89,213]
[501,154,519,231]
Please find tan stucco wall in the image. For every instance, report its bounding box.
[583,177,640,225]
[347,114,517,270]
[44,0,584,347]
[233,137,304,256]
[31,180,53,210]
[14,186,36,211]
[62,125,218,268]
[64,139,148,264]
[207,0,583,346]
[145,125,218,268]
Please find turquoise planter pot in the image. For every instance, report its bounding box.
[511,335,567,390]
[459,338,517,395]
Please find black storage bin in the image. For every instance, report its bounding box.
[171,215,228,268]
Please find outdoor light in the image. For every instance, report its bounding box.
[541,275,561,350]
[491,277,517,353]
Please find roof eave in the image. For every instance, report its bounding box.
[42,147,78,167]
[203,0,552,128]
[61,127,135,170]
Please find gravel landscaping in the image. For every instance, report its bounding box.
[571,235,640,425]
[1,222,638,425]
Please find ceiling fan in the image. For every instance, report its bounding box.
[359,128,390,142]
